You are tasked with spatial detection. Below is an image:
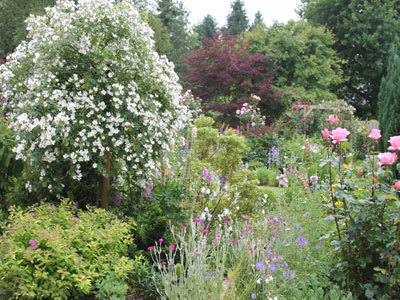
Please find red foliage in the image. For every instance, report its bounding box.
[183,32,282,123]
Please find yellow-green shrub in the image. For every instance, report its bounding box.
[0,200,133,299]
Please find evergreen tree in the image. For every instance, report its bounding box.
[378,44,400,151]
[156,0,196,76]
[194,14,219,42]
[252,11,264,28]
[226,0,249,35]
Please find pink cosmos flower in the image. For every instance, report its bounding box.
[328,114,340,124]
[321,128,330,139]
[395,181,400,189]
[378,152,397,166]
[331,127,350,144]
[388,136,400,151]
[29,239,38,248]
[368,129,381,140]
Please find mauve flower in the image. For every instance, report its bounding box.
[220,123,225,132]
[321,128,330,139]
[29,239,38,248]
[202,167,208,178]
[378,152,397,166]
[368,129,381,140]
[310,175,318,185]
[251,122,256,127]
[388,136,400,151]
[70,217,78,222]
[331,127,350,144]
[208,172,212,184]
[114,192,121,205]
[145,184,154,198]
[395,181,400,189]
[251,293,256,299]
[29,213,35,216]
[328,114,340,124]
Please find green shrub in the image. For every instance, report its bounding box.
[95,271,129,300]
[128,257,161,299]
[0,200,133,299]
[256,167,277,186]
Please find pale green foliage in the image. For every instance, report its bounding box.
[244,21,343,106]
[95,271,129,300]
[0,200,133,299]
[226,0,249,35]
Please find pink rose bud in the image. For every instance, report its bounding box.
[328,114,340,124]
[321,128,330,139]
[368,129,381,140]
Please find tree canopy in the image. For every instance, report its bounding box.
[299,0,400,117]
[184,32,282,122]
[226,0,249,35]
[244,21,343,107]
[194,14,219,43]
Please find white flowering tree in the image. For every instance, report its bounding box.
[0,0,191,209]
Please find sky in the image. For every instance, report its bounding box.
[181,0,301,27]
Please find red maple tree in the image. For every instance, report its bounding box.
[183,32,282,124]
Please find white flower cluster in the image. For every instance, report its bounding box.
[0,0,192,187]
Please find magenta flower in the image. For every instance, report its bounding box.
[395,181,400,189]
[230,239,234,243]
[195,252,200,256]
[208,172,212,184]
[181,224,186,229]
[328,114,339,124]
[70,217,78,222]
[249,247,253,251]
[145,184,154,199]
[202,167,208,178]
[201,229,209,234]
[224,220,229,223]
[243,217,248,221]
[169,244,175,250]
[159,238,164,243]
[368,129,381,140]
[147,246,154,250]
[29,213,35,216]
[220,123,225,132]
[378,152,397,166]
[161,261,167,265]
[193,218,198,222]
[29,239,38,248]
[321,128,330,139]
[114,192,121,205]
[388,136,400,151]
[331,127,350,144]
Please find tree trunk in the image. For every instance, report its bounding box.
[100,150,111,210]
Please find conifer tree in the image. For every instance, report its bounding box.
[226,0,249,35]
[252,11,264,28]
[378,44,400,150]
[194,14,219,42]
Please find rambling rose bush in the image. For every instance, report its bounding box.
[0,0,191,206]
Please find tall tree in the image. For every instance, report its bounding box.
[184,32,282,122]
[226,0,249,35]
[299,0,400,117]
[0,0,56,57]
[251,11,264,29]
[194,14,219,42]
[378,45,400,151]
[156,0,197,76]
[244,21,343,106]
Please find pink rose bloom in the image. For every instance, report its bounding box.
[378,152,397,166]
[388,136,400,151]
[328,114,340,124]
[331,127,350,144]
[321,128,330,139]
[368,129,381,140]
[395,181,400,189]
